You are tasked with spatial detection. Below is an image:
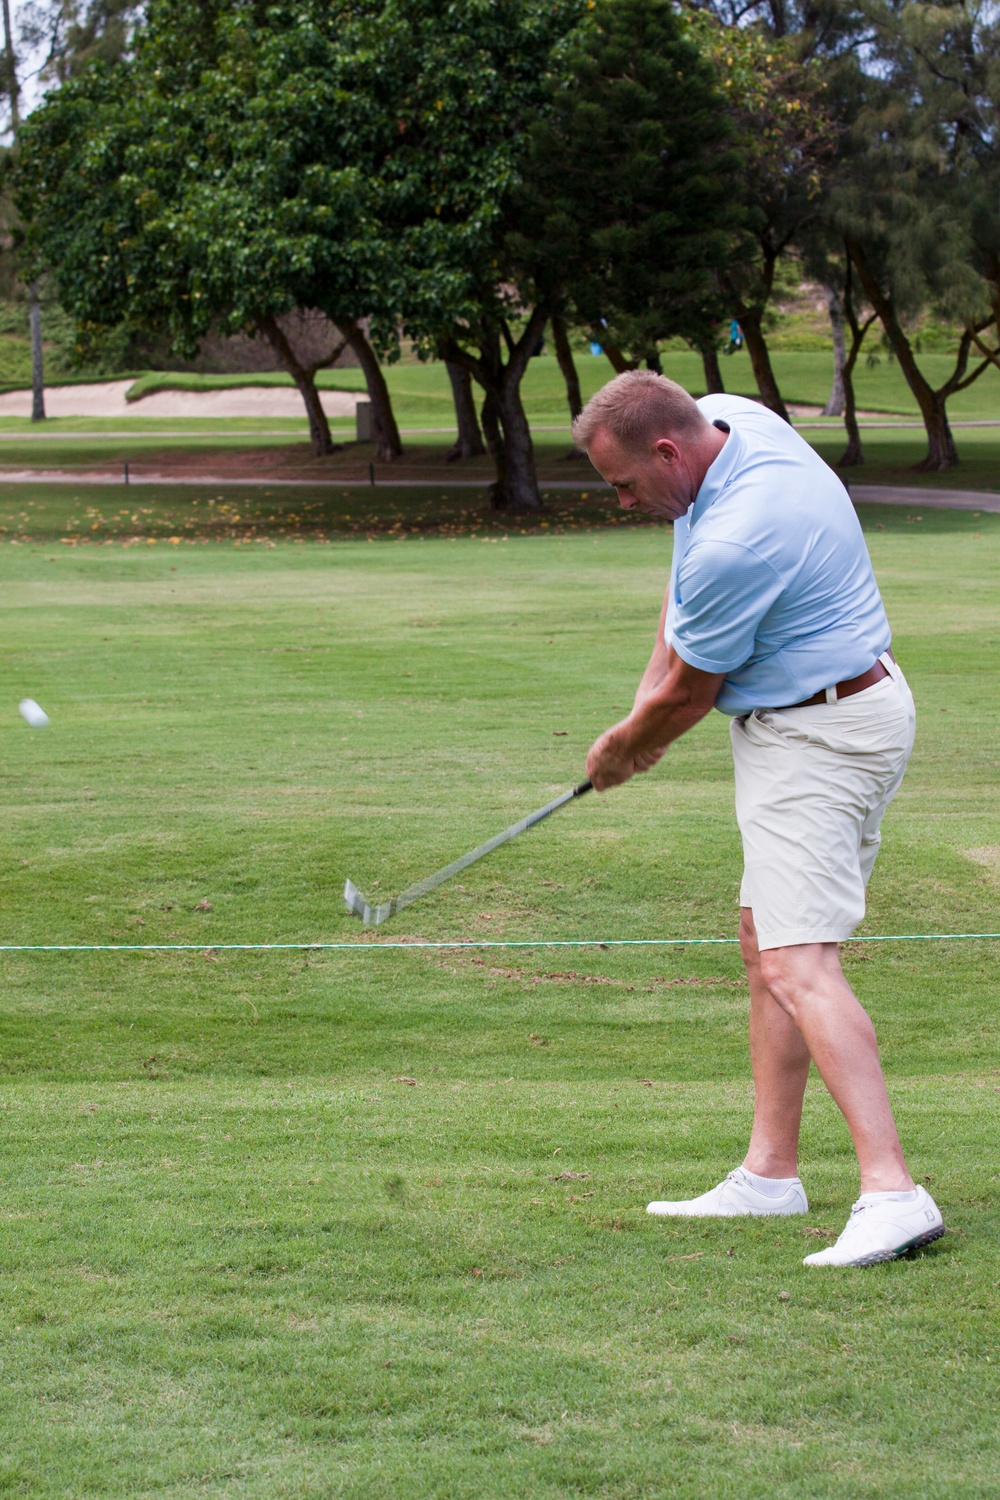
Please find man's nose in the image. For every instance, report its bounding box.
[617,491,636,510]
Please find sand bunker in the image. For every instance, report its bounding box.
[0,380,363,420]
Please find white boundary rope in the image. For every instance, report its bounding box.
[0,934,997,953]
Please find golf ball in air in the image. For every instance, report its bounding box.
[19,699,50,728]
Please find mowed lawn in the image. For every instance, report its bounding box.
[0,500,998,1497]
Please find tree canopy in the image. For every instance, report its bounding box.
[11,0,1000,482]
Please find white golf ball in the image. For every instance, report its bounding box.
[19,699,50,728]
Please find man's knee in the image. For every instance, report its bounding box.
[758,943,841,1021]
[758,948,797,1013]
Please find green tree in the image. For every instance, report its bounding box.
[834,0,1000,470]
[523,0,743,402]
[688,13,836,421]
[347,0,586,508]
[14,0,407,458]
[393,0,740,507]
[1,3,144,419]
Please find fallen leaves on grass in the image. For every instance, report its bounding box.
[390,1076,419,1085]
[553,1171,590,1182]
[460,957,746,991]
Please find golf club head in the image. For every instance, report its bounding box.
[343,878,372,923]
[343,879,393,927]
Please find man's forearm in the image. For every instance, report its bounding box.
[587,649,725,790]
[607,684,712,762]
[633,594,672,710]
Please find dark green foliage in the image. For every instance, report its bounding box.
[510,0,744,360]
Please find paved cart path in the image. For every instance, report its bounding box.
[0,463,996,511]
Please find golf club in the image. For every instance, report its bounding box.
[344,779,593,927]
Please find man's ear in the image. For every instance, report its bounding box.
[652,437,680,465]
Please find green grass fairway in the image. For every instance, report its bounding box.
[120,349,1000,424]
[1,504,998,1495]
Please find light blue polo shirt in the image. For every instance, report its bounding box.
[665,395,891,716]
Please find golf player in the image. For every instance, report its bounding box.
[574,371,944,1269]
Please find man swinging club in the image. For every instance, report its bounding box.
[575,371,944,1269]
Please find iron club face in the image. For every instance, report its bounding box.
[343,879,393,927]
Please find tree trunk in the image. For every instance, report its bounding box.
[29,283,45,422]
[699,342,725,395]
[257,314,335,457]
[445,360,485,460]
[443,306,547,511]
[738,308,790,422]
[480,391,506,504]
[602,341,635,375]
[838,281,875,469]
[551,313,583,422]
[551,313,585,458]
[822,284,846,417]
[913,398,959,470]
[839,364,863,467]
[337,319,403,461]
[493,381,541,511]
[846,237,959,471]
[2,0,20,135]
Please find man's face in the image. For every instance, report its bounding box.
[587,428,697,521]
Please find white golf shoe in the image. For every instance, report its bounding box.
[803,1186,944,1267]
[646,1167,808,1218]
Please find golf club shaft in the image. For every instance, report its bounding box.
[347,780,592,925]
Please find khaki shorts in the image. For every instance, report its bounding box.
[730,655,916,951]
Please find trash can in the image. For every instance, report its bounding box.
[356,400,373,442]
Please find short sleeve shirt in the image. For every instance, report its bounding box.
[665,395,891,716]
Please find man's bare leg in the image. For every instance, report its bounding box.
[752,921,913,1194]
[739,908,811,1180]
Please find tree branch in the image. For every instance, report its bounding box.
[968,325,1000,372]
[503,302,550,390]
[937,317,993,399]
[950,356,993,395]
[305,336,348,380]
[438,333,490,392]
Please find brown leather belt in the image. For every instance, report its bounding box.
[783,650,894,709]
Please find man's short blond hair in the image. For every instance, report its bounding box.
[572,369,707,454]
